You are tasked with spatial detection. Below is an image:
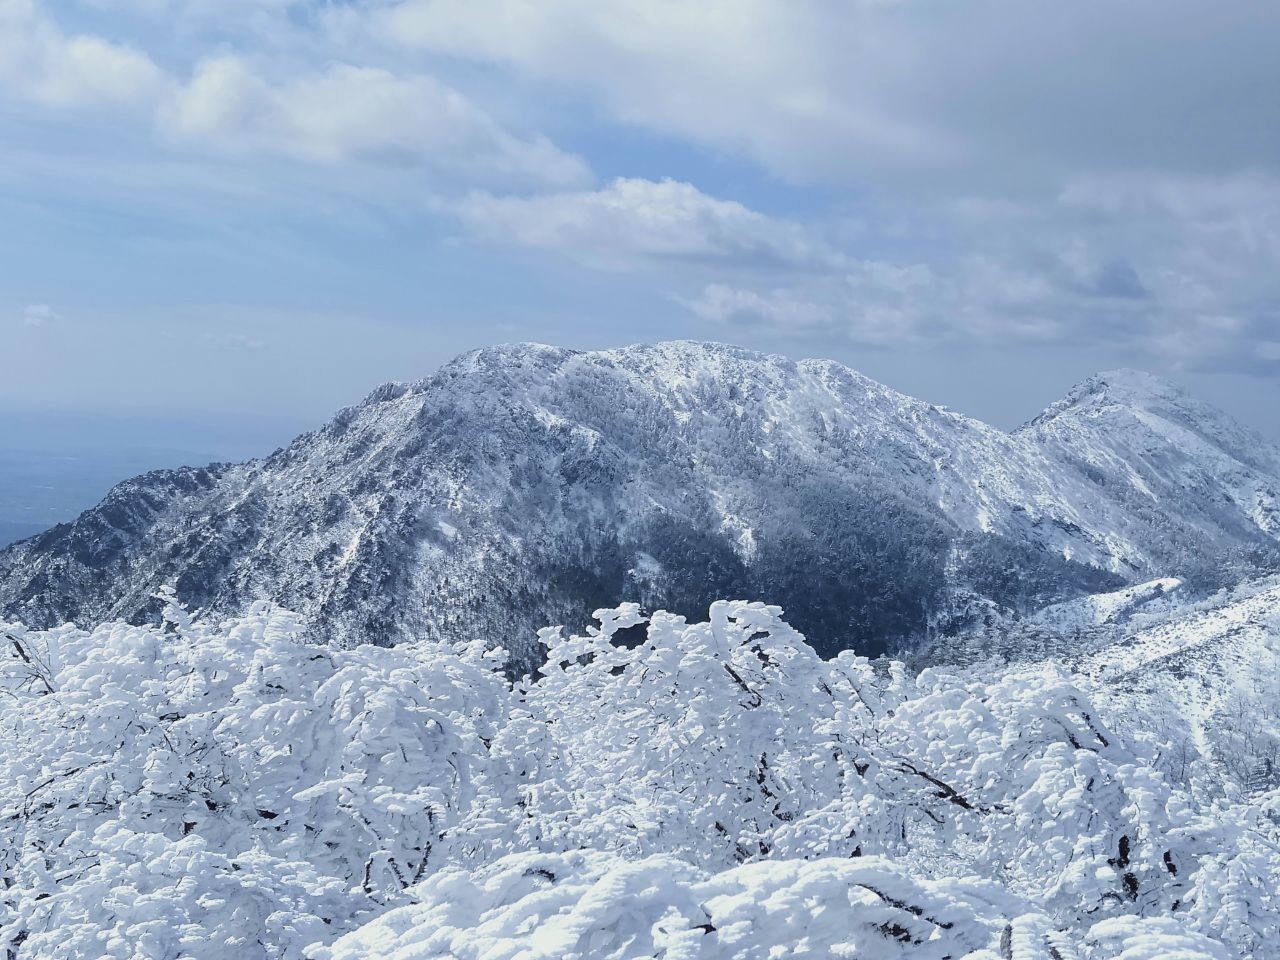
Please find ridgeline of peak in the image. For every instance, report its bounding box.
[1080,367,1186,402]
[1081,367,1187,399]
[364,341,913,425]
[1024,364,1280,481]
[1022,368,1192,428]
[2,342,1277,666]
[410,345,1205,439]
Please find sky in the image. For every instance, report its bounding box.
[2,0,1279,530]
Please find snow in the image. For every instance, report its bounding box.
[1032,578,1184,632]
[3,592,1277,959]
[313,852,1003,960]
[1,342,1278,958]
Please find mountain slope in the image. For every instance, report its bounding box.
[1,342,1276,665]
[1021,368,1280,583]
[1077,575,1280,791]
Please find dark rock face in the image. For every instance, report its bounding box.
[2,343,1276,668]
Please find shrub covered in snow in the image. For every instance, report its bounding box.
[2,596,1276,958]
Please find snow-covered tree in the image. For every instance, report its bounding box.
[0,594,507,958]
[1,598,1274,959]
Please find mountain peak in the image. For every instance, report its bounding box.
[1023,364,1280,512]
[1023,367,1196,430]
[1090,366,1187,399]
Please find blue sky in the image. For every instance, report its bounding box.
[3,0,1280,526]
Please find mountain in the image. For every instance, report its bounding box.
[1021,368,1280,586]
[1,342,1277,666]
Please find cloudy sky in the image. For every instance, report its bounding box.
[3,0,1279,495]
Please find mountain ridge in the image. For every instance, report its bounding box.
[2,341,1276,666]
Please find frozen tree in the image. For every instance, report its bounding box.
[1,597,1275,959]
[0,594,507,958]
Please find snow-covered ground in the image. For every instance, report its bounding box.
[1070,577,1280,791]
[1031,576,1184,632]
[2,344,1278,958]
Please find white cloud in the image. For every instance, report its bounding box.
[682,254,1098,348]
[370,0,940,185]
[370,0,1280,188]
[684,284,834,333]
[1049,173,1280,369]
[455,178,840,269]
[21,303,59,327]
[0,0,166,108]
[0,4,588,190]
[2,0,1278,389]
[682,263,945,348]
[158,57,590,188]
[453,168,1279,362]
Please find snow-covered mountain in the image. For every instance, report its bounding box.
[1022,368,1280,585]
[1,342,1276,665]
